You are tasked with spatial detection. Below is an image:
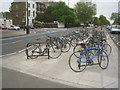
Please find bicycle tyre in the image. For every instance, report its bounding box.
[98,51,109,69]
[26,43,41,59]
[49,45,62,59]
[70,38,78,47]
[73,44,85,58]
[61,42,71,53]
[102,44,112,56]
[69,51,87,72]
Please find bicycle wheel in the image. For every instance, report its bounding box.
[98,51,109,69]
[73,44,85,58]
[69,51,87,72]
[70,38,78,47]
[102,44,112,56]
[49,45,62,59]
[61,42,71,53]
[26,43,41,59]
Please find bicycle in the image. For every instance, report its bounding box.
[58,36,71,53]
[25,37,62,59]
[69,44,109,72]
[73,31,112,57]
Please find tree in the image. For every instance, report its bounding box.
[75,2,96,25]
[93,17,100,25]
[9,6,12,12]
[110,13,120,24]
[99,15,110,25]
[35,6,54,23]
[35,2,76,27]
[51,2,76,27]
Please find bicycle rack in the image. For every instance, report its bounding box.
[25,44,50,59]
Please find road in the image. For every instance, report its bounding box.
[1,28,75,55]
[106,28,120,50]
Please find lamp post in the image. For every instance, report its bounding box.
[26,0,30,34]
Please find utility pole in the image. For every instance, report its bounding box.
[26,0,30,34]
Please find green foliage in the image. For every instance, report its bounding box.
[75,2,96,25]
[99,15,110,25]
[35,2,76,27]
[34,21,58,28]
[51,2,76,27]
[9,6,12,12]
[110,12,120,24]
[35,6,54,23]
[93,17,100,25]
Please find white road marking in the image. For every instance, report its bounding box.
[0,48,26,58]
[1,39,25,45]
[112,37,116,40]
[117,41,120,46]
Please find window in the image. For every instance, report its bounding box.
[16,4,18,8]
[33,11,35,17]
[38,8,40,11]
[28,10,30,16]
[22,18,25,22]
[32,19,34,23]
[23,11,25,17]
[33,4,34,8]
[16,11,18,17]
[38,4,40,7]
[28,3,30,7]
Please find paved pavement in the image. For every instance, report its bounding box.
[1,31,118,88]
[2,67,75,88]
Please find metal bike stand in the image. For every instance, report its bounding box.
[26,47,50,59]
[48,48,50,59]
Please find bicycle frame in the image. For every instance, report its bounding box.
[77,45,104,63]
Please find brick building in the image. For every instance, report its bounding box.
[11,0,56,27]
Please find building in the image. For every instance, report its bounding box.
[11,0,56,27]
[36,2,46,14]
[11,1,35,27]
[36,1,56,14]
[0,12,12,27]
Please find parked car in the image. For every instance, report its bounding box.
[110,25,120,34]
[0,25,7,30]
[8,25,20,30]
[106,25,112,31]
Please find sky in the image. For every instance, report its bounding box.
[0,0,119,24]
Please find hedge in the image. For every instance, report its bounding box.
[34,21,58,28]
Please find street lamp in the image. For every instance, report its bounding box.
[26,0,30,34]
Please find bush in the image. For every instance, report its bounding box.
[34,21,58,28]
[65,22,80,28]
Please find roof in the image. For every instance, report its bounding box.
[13,0,48,2]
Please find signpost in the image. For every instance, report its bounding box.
[26,0,30,34]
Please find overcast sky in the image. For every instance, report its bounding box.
[0,0,119,24]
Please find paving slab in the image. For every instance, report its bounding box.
[1,32,118,88]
